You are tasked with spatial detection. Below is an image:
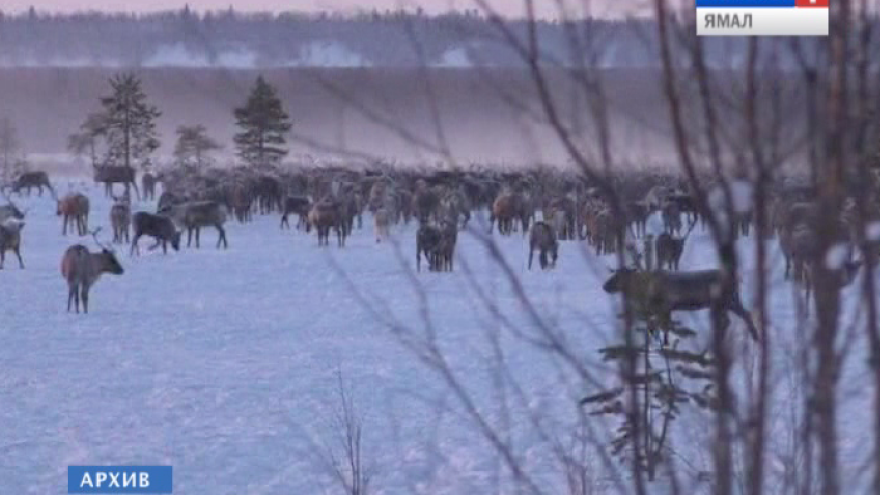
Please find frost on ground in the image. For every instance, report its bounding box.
[0,186,873,494]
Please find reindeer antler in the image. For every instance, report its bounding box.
[89,227,112,251]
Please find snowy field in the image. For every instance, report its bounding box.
[0,183,873,494]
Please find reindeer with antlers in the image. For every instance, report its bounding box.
[60,228,124,314]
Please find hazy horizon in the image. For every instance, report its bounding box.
[1,0,639,19]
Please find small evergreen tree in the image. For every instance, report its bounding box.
[233,75,291,167]
[581,300,717,481]
[67,112,106,167]
[174,124,222,168]
[95,72,162,169]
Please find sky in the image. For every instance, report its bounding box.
[3,0,635,19]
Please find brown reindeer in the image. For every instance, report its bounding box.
[308,201,344,247]
[56,192,90,236]
[491,192,527,235]
[60,228,124,313]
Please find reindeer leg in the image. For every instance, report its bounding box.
[131,180,141,201]
[81,286,89,314]
[528,247,534,270]
[67,283,76,312]
[15,248,23,269]
[130,234,140,256]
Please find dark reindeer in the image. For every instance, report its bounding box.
[60,228,124,314]
[603,267,759,344]
[655,217,697,271]
[280,195,312,229]
[142,171,157,200]
[131,211,181,255]
[528,221,559,270]
[9,171,54,197]
[94,164,140,200]
[0,219,25,269]
[416,224,442,272]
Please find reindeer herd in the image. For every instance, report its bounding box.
[2,163,879,339]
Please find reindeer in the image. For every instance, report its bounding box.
[163,201,229,249]
[94,164,140,199]
[55,192,90,236]
[142,171,157,200]
[60,228,124,314]
[307,200,344,247]
[131,211,181,255]
[9,171,54,197]
[110,192,132,244]
[0,218,25,269]
[373,207,393,243]
[416,224,442,272]
[433,219,458,272]
[603,267,760,344]
[280,195,311,229]
[655,217,698,270]
[491,192,529,235]
[528,221,558,270]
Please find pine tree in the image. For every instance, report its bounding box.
[174,124,222,168]
[67,112,106,167]
[233,75,291,167]
[96,73,162,170]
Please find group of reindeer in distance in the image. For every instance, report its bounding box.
[1,161,879,339]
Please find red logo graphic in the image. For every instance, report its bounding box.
[796,0,829,7]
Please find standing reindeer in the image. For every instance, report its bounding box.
[0,218,25,269]
[94,164,140,200]
[110,194,132,244]
[55,192,90,236]
[528,221,559,270]
[162,200,229,249]
[142,171,157,201]
[60,228,124,314]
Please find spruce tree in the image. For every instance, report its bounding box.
[174,124,222,168]
[94,73,161,170]
[233,75,291,167]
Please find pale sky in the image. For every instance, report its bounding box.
[4,0,635,19]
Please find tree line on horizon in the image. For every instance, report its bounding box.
[0,7,846,69]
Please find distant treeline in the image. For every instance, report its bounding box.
[0,7,858,68]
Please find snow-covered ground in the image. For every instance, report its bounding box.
[0,184,872,494]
